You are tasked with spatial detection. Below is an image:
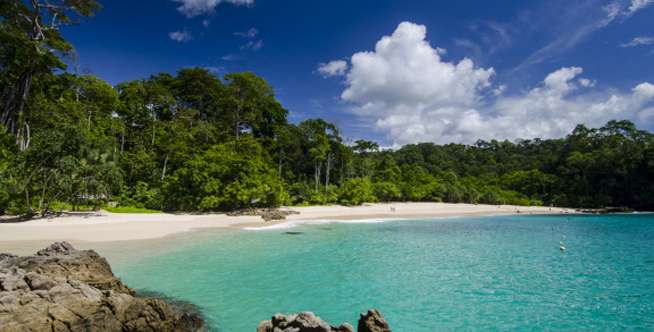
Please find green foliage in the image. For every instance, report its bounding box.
[339,177,376,205]
[116,182,162,210]
[162,137,287,211]
[104,206,161,214]
[1,2,653,216]
[373,182,402,202]
[0,127,16,214]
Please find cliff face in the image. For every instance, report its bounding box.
[0,242,204,332]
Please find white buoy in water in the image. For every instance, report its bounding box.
[559,241,566,252]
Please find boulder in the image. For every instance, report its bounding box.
[0,242,205,332]
[257,309,392,332]
[357,309,391,332]
[227,208,299,222]
[257,311,354,332]
[36,241,77,256]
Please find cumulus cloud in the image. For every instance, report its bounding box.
[578,78,596,87]
[621,36,654,47]
[492,85,507,96]
[317,60,348,78]
[174,0,254,18]
[169,30,192,42]
[335,22,654,145]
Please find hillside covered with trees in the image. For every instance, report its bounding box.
[2,1,654,216]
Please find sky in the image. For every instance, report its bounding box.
[62,0,654,146]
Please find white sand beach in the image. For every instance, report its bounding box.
[0,203,570,246]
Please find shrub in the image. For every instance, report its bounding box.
[339,177,376,205]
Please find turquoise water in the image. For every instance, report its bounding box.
[111,214,654,331]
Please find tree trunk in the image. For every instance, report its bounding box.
[314,160,321,192]
[325,152,332,191]
[25,187,32,216]
[235,104,241,140]
[38,178,48,213]
[120,128,125,154]
[161,154,169,181]
[13,67,34,151]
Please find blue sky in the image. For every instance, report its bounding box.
[63,0,654,145]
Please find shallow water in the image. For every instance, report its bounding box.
[108,214,654,331]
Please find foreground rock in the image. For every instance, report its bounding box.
[0,242,204,332]
[358,309,391,332]
[257,309,391,332]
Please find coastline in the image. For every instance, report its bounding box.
[0,203,571,246]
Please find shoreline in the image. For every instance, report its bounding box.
[0,203,572,247]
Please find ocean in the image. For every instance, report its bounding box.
[107,214,654,331]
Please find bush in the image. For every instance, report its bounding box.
[105,206,161,213]
[373,181,401,202]
[117,182,162,210]
[339,177,376,205]
[162,137,287,211]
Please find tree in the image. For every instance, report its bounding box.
[298,119,341,192]
[162,137,287,211]
[0,0,100,150]
[0,127,17,214]
[353,139,379,154]
[339,177,376,205]
[222,72,287,140]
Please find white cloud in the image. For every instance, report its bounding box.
[603,2,622,23]
[221,54,240,61]
[174,0,254,18]
[240,39,263,51]
[317,60,348,78]
[492,84,507,96]
[578,78,596,87]
[336,22,654,145]
[341,22,493,121]
[634,82,654,98]
[621,36,654,47]
[235,28,259,38]
[628,0,654,13]
[514,2,620,72]
[169,30,192,42]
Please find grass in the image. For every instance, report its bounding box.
[49,202,97,212]
[104,206,162,214]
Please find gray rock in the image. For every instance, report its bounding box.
[257,309,392,332]
[0,243,205,332]
[257,311,354,332]
[36,241,77,256]
[357,309,391,332]
[0,253,17,262]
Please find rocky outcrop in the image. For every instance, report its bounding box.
[0,242,204,332]
[357,309,391,332]
[227,208,299,221]
[257,310,391,332]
